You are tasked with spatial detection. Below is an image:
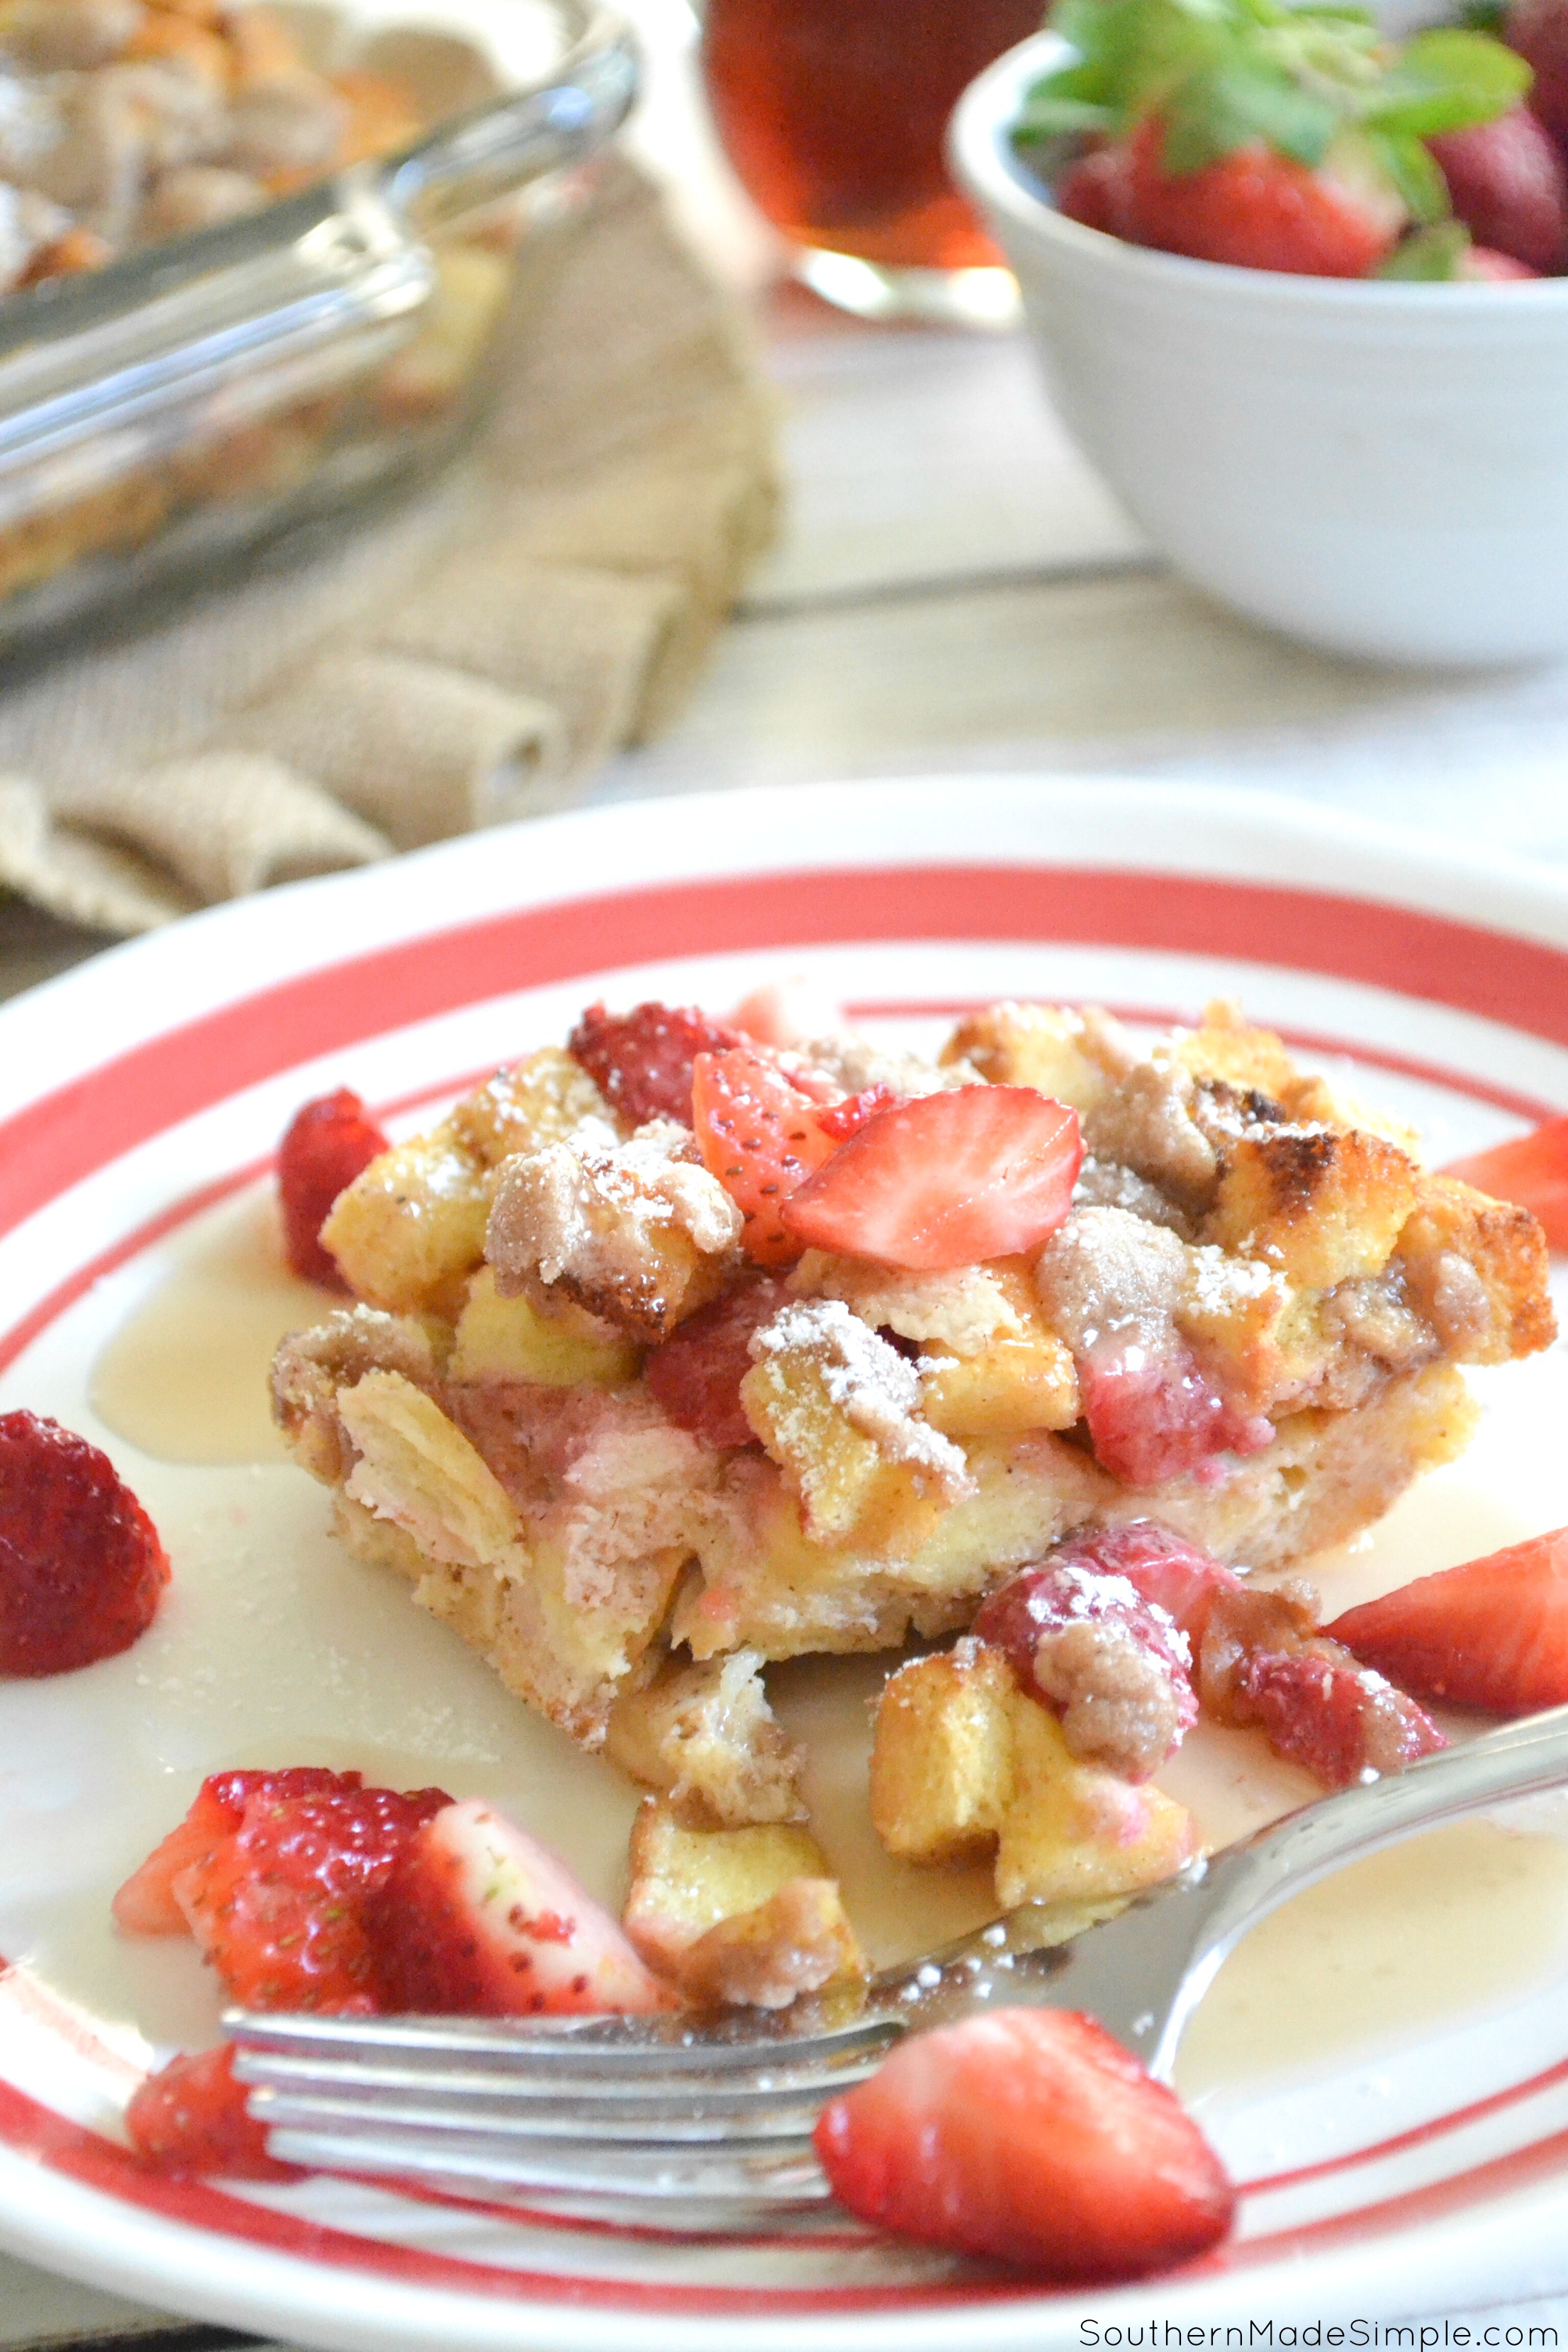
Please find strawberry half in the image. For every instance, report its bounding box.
[126,2044,296,2180]
[570,1001,744,1127]
[690,1046,841,1265]
[1442,1116,1568,1249]
[815,2009,1235,2276]
[0,1411,169,1677]
[174,1779,452,2011]
[780,1087,1082,1272]
[1326,1528,1568,1713]
[278,1089,389,1289]
[369,1798,671,2015]
[113,1766,359,1935]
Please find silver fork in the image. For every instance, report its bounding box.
[226,1703,1568,2213]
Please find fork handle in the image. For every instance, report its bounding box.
[1148,1701,1568,2072]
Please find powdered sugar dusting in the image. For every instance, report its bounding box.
[749,1298,970,1482]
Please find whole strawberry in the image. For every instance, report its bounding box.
[1506,0,1568,145]
[0,1411,169,1676]
[1020,0,1534,280]
[278,1088,388,1289]
[1428,105,1568,273]
[1125,117,1404,276]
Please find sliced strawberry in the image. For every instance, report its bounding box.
[278,1088,388,1289]
[814,2009,1235,2276]
[569,1001,744,1128]
[779,1087,1082,1273]
[644,1275,793,1447]
[176,1780,451,2011]
[814,1084,899,1141]
[1231,1647,1446,1788]
[972,1556,1196,1777]
[1442,1115,1568,1249]
[113,1766,357,1935]
[1326,1528,1568,1713]
[369,1798,671,2016]
[1124,117,1404,276]
[126,2044,296,2180]
[690,1046,841,1266]
[1078,1340,1273,1490]
[0,1411,169,1678]
[1051,1521,1244,1650]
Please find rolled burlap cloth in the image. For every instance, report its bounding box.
[0,156,780,935]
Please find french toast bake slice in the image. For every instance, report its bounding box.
[271,999,1553,1842]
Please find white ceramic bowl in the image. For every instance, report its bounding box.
[951,33,1568,667]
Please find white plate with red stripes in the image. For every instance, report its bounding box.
[4,776,1568,2352]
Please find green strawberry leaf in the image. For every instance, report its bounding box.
[1362,28,1531,135]
[1365,123,1453,219]
[1159,54,1342,169]
[1014,91,1120,142]
[1374,220,1472,276]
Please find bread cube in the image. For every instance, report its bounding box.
[740,1349,951,1556]
[449,1266,640,1389]
[870,1641,1197,1910]
[1176,1245,1326,1416]
[1171,1001,1298,1101]
[320,1125,491,1317]
[869,1640,1014,1864]
[1204,1125,1419,1289]
[605,1649,805,1826]
[622,1800,863,2007]
[940,1000,1116,1113]
[920,1333,1080,1437]
[488,1532,688,1748]
[1396,1172,1555,1363]
[486,1126,741,1343]
[996,1701,1198,1910]
[319,1048,618,1318]
[447,1046,617,1165]
[740,1300,972,1559]
[676,1881,864,2010]
[336,1368,520,1569]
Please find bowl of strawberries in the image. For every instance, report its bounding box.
[951,0,1568,664]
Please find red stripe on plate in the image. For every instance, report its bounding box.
[0,2077,1031,2315]
[4,866,1566,1242]
[1244,2053,1568,2196]
[9,2063,1568,2316]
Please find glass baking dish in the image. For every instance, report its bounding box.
[0,0,636,663]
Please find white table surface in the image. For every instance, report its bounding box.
[7,6,1568,2341]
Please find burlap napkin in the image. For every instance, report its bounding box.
[0,155,779,934]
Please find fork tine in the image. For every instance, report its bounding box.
[262,2119,834,2206]
[225,2005,903,2075]
[250,2084,825,2146]
[233,2043,887,2112]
